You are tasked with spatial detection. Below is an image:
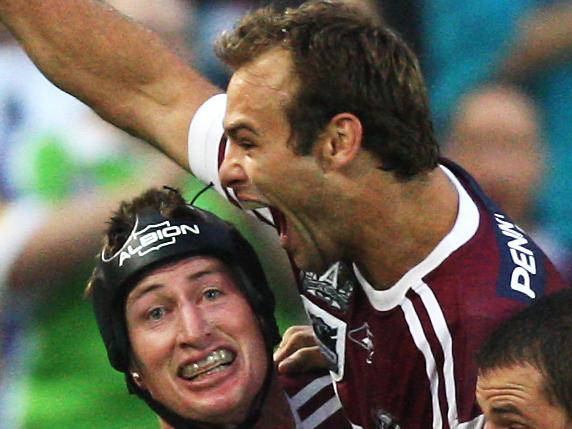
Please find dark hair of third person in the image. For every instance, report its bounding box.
[476,289,572,420]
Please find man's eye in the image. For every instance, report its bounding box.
[148,307,167,321]
[204,289,222,301]
[238,139,255,149]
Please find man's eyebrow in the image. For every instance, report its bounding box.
[490,403,525,416]
[224,121,259,139]
[127,264,228,304]
[186,268,221,283]
[127,283,165,304]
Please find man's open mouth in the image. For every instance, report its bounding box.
[179,349,236,381]
[269,207,287,238]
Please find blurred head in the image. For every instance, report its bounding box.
[86,188,280,428]
[475,289,572,428]
[216,0,439,180]
[447,84,543,224]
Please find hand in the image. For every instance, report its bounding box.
[273,325,329,374]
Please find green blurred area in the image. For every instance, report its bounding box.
[20,133,159,428]
[23,265,158,429]
[19,133,137,202]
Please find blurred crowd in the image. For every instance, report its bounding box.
[0,0,570,427]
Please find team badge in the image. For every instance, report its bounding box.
[301,261,356,311]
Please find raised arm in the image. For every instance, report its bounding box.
[0,0,221,169]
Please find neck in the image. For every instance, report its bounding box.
[348,166,459,289]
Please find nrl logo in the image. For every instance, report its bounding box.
[104,220,200,266]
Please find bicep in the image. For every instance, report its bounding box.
[92,65,222,172]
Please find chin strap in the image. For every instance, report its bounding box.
[233,352,275,429]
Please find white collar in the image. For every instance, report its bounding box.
[353,164,480,311]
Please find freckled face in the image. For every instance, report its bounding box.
[220,48,336,273]
[476,364,571,429]
[125,256,268,425]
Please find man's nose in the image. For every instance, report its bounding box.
[176,304,212,348]
[219,142,249,189]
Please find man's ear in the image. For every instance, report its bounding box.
[319,113,363,170]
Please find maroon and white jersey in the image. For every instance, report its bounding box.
[188,95,568,429]
[281,371,352,428]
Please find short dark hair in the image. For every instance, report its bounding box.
[216,0,439,179]
[85,187,191,298]
[103,187,188,257]
[476,289,572,419]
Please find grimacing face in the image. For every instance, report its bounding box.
[476,364,571,429]
[125,256,268,425]
[220,47,342,274]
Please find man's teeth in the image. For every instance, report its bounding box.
[180,349,235,380]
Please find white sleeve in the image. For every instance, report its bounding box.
[0,199,49,300]
[187,93,227,194]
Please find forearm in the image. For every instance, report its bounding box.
[498,3,572,80]
[0,0,220,166]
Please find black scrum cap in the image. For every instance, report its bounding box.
[90,204,280,373]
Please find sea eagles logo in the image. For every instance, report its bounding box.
[301,262,356,311]
[104,220,200,266]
